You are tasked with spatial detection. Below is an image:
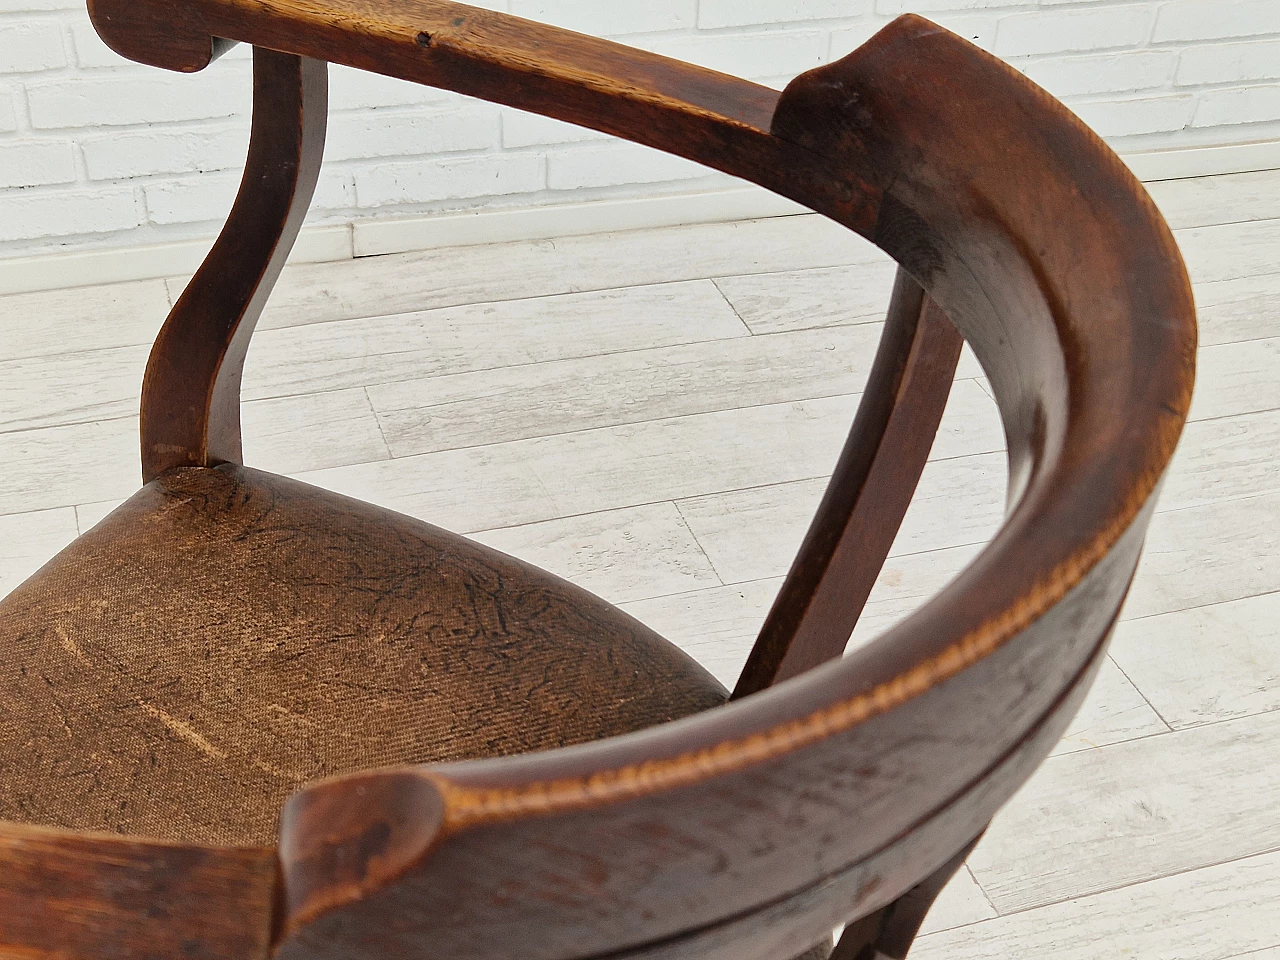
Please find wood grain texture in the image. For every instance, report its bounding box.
[621,578,783,688]
[676,444,1007,586]
[88,0,883,236]
[252,278,750,411]
[713,259,899,336]
[623,560,1167,760]
[140,48,327,481]
[242,387,392,472]
[1160,409,1280,513]
[0,822,276,960]
[0,416,140,515]
[1193,272,1280,346]
[916,868,996,937]
[472,502,721,605]
[276,614,1115,960]
[0,508,79,599]
[0,343,149,433]
[300,394,870,534]
[0,280,170,363]
[1124,491,1280,621]
[74,499,124,535]
[1052,658,1168,756]
[1177,217,1280,286]
[1146,168,1280,231]
[829,834,983,960]
[365,322,881,456]
[7,157,1278,960]
[0,386,391,516]
[1188,336,1280,421]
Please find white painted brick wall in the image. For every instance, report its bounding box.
[0,139,75,185]
[994,6,1157,57]
[356,152,545,207]
[0,0,1279,257]
[0,21,64,72]
[0,89,14,132]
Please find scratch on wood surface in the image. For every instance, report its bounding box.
[137,702,228,761]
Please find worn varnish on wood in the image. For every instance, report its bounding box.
[0,3,1196,959]
[0,822,278,959]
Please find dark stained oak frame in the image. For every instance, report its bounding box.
[141,48,327,481]
[1,2,1196,959]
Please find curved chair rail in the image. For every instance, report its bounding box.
[2,4,1196,960]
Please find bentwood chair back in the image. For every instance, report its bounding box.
[0,4,1196,959]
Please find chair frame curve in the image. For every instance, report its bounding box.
[1,5,1196,960]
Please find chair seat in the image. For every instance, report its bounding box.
[0,465,727,847]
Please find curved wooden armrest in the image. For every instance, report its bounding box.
[89,0,879,228]
[90,0,777,117]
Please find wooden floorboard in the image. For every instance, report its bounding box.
[967,709,1280,914]
[1111,592,1280,730]
[0,280,170,362]
[1146,168,1280,231]
[915,848,1280,960]
[227,213,885,331]
[1194,272,1280,346]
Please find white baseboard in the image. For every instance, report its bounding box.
[352,188,807,258]
[2,139,1277,297]
[1124,138,1280,183]
[0,189,802,297]
[0,225,352,298]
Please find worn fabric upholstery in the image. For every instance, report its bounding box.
[0,465,727,846]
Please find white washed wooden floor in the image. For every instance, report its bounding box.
[2,168,1279,957]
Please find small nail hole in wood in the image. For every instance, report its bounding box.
[416,32,432,47]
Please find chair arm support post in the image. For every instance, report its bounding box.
[829,832,984,960]
[139,48,327,483]
[733,269,964,699]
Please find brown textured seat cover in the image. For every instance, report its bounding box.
[0,465,727,846]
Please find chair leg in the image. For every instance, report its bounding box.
[829,834,985,960]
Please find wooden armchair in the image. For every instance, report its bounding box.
[0,4,1196,959]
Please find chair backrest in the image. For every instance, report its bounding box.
[2,4,1195,959]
